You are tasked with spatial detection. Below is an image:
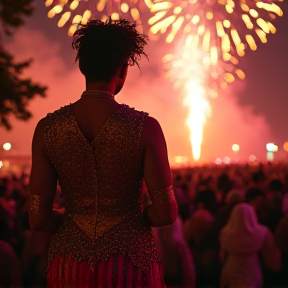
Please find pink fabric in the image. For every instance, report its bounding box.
[220,203,267,253]
[47,254,166,288]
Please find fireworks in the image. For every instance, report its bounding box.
[162,33,245,161]
[148,0,284,62]
[149,0,283,161]
[163,37,214,161]
[163,35,246,98]
[44,0,149,36]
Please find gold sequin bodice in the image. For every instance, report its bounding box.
[44,104,160,272]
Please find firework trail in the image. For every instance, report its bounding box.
[164,36,212,161]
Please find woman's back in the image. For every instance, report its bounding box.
[70,97,121,143]
[45,102,160,271]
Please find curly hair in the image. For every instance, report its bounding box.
[72,18,148,82]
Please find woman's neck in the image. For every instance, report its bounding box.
[85,80,115,94]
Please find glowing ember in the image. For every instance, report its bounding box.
[45,0,147,36]
[148,0,284,62]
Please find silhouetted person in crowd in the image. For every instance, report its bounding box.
[0,217,22,288]
[216,174,232,207]
[174,175,194,222]
[183,189,217,287]
[154,216,196,288]
[250,170,267,191]
[264,179,284,232]
[275,211,288,286]
[245,187,265,219]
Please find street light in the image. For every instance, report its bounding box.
[266,143,278,161]
[284,142,288,152]
[232,144,240,163]
[266,143,278,152]
[232,144,240,152]
[3,142,12,151]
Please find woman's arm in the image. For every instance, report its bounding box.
[29,119,60,232]
[141,116,178,226]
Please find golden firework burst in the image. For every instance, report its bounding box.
[162,34,245,98]
[44,0,148,36]
[148,0,284,62]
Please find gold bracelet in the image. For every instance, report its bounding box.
[29,194,53,214]
[149,185,176,204]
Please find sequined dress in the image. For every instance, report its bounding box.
[44,104,165,288]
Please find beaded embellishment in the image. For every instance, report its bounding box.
[29,194,53,214]
[149,185,176,204]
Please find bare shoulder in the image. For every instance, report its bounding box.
[32,118,46,148]
[142,116,164,139]
[143,115,161,127]
[33,117,46,137]
[36,117,46,131]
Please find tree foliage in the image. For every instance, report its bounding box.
[0,0,47,129]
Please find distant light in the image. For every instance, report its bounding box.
[249,155,256,162]
[174,156,188,164]
[284,142,288,152]
[266,143,278,152]
[0,161,3,168]
[223,156,231,164]
[215,158,222,165]
[111,12,120,20]
[267,151,274,161]
[3,143,12,151]
[232,144,240,152]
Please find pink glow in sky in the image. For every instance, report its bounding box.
[0,25,278,165]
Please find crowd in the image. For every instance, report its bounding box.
[0,161,288,288]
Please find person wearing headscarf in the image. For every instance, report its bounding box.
[220,203,281,288]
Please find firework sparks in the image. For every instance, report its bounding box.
[163,34,245,96]
[162,39,245,160]
[164,36,213,161]
[148,0,284,62]
[44,0,148,36]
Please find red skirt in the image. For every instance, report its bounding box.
[47,254,166,288]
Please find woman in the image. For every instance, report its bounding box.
[220,203,281,288]
[29,18,178,287]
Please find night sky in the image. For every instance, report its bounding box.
[1,1,288,165]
